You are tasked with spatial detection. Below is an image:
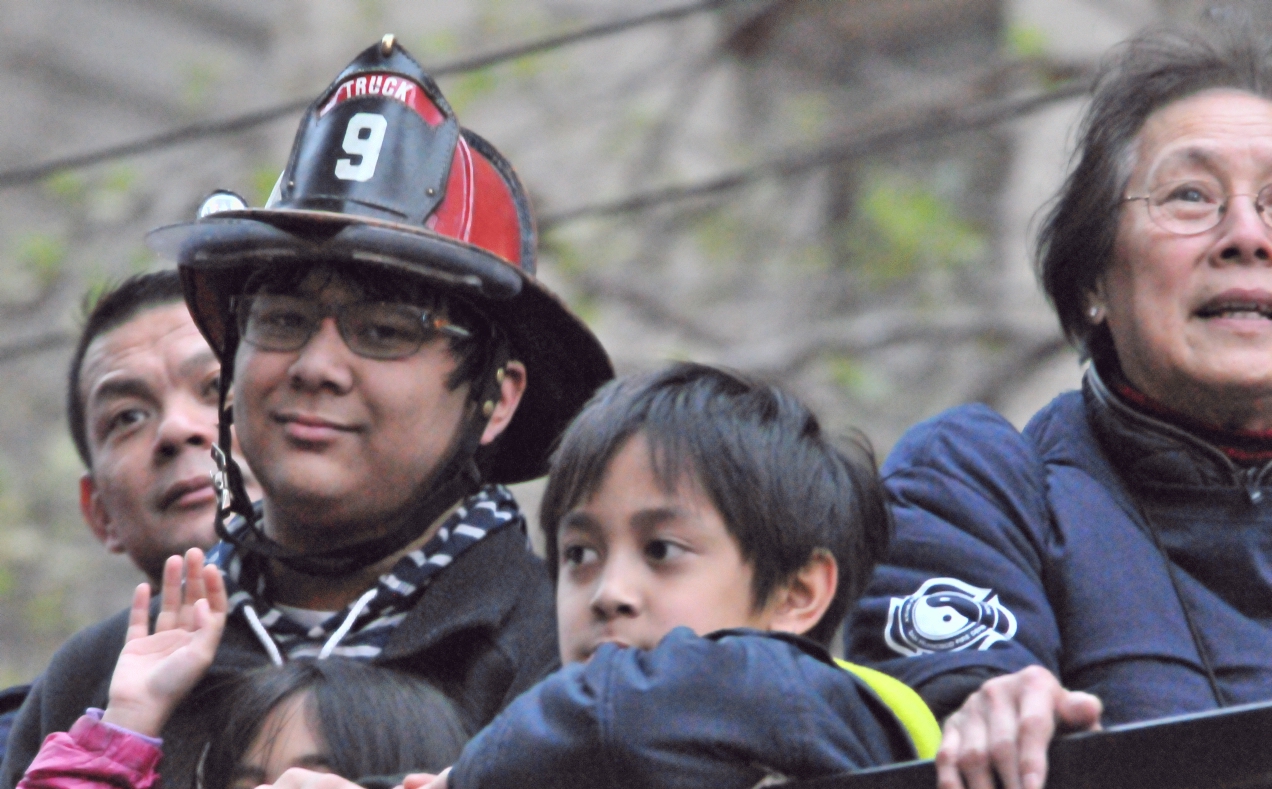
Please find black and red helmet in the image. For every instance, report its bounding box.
[148,36,613,485]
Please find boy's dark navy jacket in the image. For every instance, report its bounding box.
[448,627,917,789]
[847,367,1272,724]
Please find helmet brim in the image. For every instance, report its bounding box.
[151,211,613,484]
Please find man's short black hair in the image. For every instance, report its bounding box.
[68,270,187,469]
[540,361,892,647]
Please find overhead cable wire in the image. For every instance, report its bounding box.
[428,0,743,75]
[0,101,315,190]
[0,0,749,190]
[540,76,1092,230]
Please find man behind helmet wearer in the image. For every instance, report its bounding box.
[0,36,612,789]
[69,270,263,587]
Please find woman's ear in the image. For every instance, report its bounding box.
[766,549,838,638]
[1087,282,1108,325]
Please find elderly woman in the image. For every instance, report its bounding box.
[846,10,1272,789]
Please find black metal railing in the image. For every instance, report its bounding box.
[792,698,1272,789]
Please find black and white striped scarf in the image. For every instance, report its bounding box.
[208,484,523,663]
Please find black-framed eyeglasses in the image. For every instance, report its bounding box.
[1123,181,1272,236]
[234,294,472,360]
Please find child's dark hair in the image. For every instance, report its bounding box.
[200,659,467,789]
[68,270,186,468]
[539,361,892,646]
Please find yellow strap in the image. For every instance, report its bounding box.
[835,659,940,760]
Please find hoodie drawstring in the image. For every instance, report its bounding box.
[318,588,379,659]
[243,604,285,666]
[241,587,379,665]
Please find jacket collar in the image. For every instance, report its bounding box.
[1084,362,1272,497]
[379,521,547,660]
[210,486,528,662]
[202,508,548,675]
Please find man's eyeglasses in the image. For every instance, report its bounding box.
[1124,181,1272,236]
[235,294,472,360]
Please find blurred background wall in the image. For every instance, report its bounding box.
[0,0,1209,683]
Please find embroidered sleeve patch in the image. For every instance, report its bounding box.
[884,577,1018,656]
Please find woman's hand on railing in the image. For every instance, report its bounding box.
[935,665,1102,789]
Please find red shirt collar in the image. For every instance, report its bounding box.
[1109,374,1272,465]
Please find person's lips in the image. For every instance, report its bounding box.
[580,637,632,662]
[158,477,217,511]
[273,412,358,443]
[1195,289,1272,321]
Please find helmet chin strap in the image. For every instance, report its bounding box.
[210,328,512,577]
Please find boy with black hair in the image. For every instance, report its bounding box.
[404,362,939,789]
[542,360,888,649]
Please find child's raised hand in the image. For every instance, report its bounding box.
[102,547,228,737]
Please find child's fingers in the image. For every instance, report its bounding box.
[191,598,222,634]
[183,548,207,607]
[400,772,440,789]
[155,555,185,632]
[421,768,450,789]
[191,598,209,629]
[174,549,209,631]
[191,597,226,653]
[124,583,152,642]
[202,563,228,615]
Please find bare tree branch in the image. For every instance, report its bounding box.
[572,271,731,346]
[0,332,72,364]
[969,335,1072,408]
[540,69,1092,229]
[0,0,762,190]
[726,311,1058,377]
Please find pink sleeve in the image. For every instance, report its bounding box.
[18,714,164,789]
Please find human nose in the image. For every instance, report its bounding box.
[1216,194,1272,264]
[590,561,641,621]
[154,393,216,461]
[286,317,355,393]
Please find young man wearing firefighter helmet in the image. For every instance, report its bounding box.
[0,36,612,789]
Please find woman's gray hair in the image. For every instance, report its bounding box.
[1038,3,1272,357]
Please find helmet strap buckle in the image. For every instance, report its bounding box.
[210,445,233,512]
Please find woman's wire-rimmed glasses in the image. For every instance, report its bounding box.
[1124,182,1272,236]
[234,294,472,360]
